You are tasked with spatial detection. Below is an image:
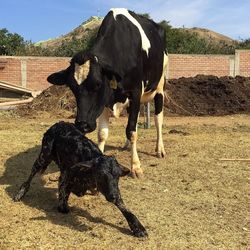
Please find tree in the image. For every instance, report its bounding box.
[158,21,235,54]
[0,28,27,55]
[237,38,250,49]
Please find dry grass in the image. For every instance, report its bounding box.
[0,114,249,249]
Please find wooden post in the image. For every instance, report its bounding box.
[144,102,150,129]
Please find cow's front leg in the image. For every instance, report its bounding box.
[154,93,166,158]
[98,108,110,153]
[126,95,142,178]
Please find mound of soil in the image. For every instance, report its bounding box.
[165,75,250,115]
[17,85,76,117]
[17,75,250,117]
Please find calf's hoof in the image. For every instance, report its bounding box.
[13,186,28,202]
[13,193,22,202]
[57,205,70,214]
[133,228,148,238]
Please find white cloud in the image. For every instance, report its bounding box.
[98,0,250,39]
[101,0,214,26]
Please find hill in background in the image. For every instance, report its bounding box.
[183,27,237,46]
[35,16,239,56]
[36,16,102,49]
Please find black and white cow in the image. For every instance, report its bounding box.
[47,8,168,178]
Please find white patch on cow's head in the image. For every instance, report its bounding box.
[111,8,151,56]
[74,60,90,85]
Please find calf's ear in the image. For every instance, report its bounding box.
[119,164,130,177]
[72,162,93,172]
[47,69,68,85]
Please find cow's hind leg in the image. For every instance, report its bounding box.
[154,53,168,158]
[154,92,166,158]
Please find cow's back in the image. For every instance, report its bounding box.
[91,9,165,91]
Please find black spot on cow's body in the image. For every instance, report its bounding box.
[47,9,167,177]
[154,93,164,115]
[47,9,166,135]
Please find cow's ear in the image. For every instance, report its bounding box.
[101,65,121,82]
[119,164,130,177]
[47,69,68,85]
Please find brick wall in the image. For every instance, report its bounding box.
[0,56,70,91]
[0,57,22,86]
[0,50,249,91]
[236,50,250,77]
[167,54,233,79]
[25,57,70,90]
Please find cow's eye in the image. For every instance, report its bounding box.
[86,80,101,92]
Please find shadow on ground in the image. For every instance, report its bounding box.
[0,146,130,236]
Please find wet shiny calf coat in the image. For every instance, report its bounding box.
[13,121,147,237]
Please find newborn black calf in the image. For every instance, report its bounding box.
[13,121,147,237]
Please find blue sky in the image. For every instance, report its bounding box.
[1,0,250,42]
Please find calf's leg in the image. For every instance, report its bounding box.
[13,138,53,202]
[114,199,148,237]
[13,154,52,201]
[57,171,71,213]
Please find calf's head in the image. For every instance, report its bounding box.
[47,52,113,133]
[81,156,130,202]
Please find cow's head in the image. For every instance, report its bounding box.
[47,52,114,133]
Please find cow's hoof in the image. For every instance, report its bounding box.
[156,147,166,158]
[131,168,144,179]
[157,151,166,158]
[122,140,131,150]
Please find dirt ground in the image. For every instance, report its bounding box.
[0,113,249,249]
